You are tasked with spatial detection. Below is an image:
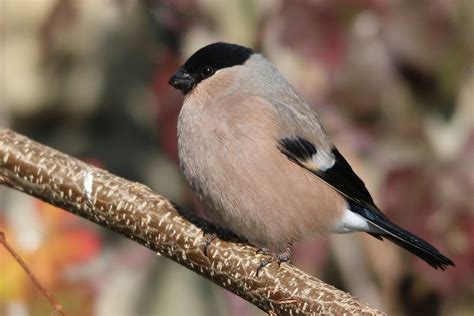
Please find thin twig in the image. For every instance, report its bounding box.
[0,232,66,316]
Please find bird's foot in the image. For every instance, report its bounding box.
[256,245,292,276]
[202,227,247,257]
[202,232,217,257]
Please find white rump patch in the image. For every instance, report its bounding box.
[312,149,335,171]
[332,208,381,234]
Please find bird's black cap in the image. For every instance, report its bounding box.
[183,42,253,73]
[169,42,254,94]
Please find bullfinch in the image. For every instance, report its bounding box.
[169,42,454,270]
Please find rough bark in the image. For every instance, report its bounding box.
[0,128,384,315]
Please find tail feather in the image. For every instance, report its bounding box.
[350,203,455,270]
[370,225,454,270]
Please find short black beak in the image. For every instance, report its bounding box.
[169,68,195,94]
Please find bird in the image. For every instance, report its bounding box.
[168,42,454,270]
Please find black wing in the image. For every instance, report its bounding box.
[278,136,377,211]
[278,136,455,270]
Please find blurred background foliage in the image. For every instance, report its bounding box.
[0,0,473,315]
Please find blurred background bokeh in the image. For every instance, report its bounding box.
[0,0,473,315]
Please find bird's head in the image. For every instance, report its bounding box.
[169,42,254,95]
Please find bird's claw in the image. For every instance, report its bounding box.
[256,247,271,255]
[255,247,291,276]
[203,232,217,257]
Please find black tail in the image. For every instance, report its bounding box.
[350,203,455,270]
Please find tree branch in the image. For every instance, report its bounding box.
[0,128,384,315]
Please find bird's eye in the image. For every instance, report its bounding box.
[201,66,215,78]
